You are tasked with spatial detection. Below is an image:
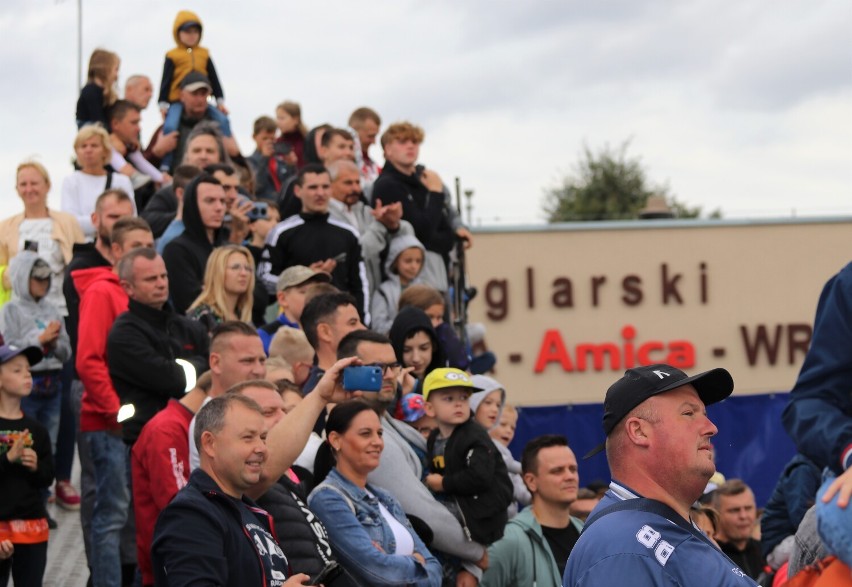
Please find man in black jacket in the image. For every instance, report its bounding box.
[260,164,370,323]
[370,121,473,290]
[107,247,209,445]
[152,393,299,586]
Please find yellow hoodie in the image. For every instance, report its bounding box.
[161,10,219,104]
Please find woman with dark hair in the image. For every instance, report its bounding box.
[389,306,445,395]
[308,401,442,587]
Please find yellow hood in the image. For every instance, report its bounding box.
[173,10,203,47]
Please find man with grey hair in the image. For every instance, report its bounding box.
[327,158,414,294]
[124,75,153,109]
[107,248,208,446]
[151,393,302,586]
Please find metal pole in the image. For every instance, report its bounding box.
[77,0,82,90]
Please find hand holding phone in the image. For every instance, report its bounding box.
[343,366,383,392]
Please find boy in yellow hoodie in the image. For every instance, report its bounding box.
[159,11,231,167]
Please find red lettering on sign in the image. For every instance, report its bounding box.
[533,325,696,373]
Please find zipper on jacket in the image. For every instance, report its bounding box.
[455,496,473,541]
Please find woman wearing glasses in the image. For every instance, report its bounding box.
[187,245,255,333]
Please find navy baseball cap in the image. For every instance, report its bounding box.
[0,344,43,366]
[180,72,212,92]
[584,364,733,458]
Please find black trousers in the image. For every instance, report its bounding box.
[0,541,48,587]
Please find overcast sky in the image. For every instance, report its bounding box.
[1,0,849,225]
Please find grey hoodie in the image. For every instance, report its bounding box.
[471,375,531,516]
[1,251,71,372]
[370,234,427,334]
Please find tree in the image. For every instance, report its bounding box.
[542,141,715,222]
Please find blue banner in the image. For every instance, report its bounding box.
[510,392,796,506]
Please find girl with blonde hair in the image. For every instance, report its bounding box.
[186,245,255,333]
[76,48,120,128]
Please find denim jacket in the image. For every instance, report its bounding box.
[308,468,442,587]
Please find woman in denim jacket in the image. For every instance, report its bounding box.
[308,401,442,587]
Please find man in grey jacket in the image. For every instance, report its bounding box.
[337,329,489,581]
[327,159,415,295]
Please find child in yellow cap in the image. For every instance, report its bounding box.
[422,368,513,545]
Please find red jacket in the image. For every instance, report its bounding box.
[131,399,194,586]
[73,267,128,432]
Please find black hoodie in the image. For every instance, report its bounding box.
[388,306,445,379]
[162,176,226,314]
[371,163,455,262]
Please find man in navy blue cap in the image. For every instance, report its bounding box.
[564,364,759,587]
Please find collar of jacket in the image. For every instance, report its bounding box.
[128,297,176,326]
[299,211,330,223]
[381,161,425,189]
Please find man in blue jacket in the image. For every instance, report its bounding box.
[563,364,759,587]
[782,262,852,510]
[151,393,304,586]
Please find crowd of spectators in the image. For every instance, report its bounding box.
[0,9,849,587]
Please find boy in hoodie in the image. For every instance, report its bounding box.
[471,375,531,518]
[423,368,514,545]
[162,173,227,314]
[1,253,71,452]
[158,11,230,161]
[370,235,426,334]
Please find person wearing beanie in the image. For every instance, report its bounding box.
[389,306,445,395]
[471,375,531,518]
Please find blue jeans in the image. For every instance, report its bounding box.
[86,430,130,587]
[55,357,77,481]
[21,391,60,454]
[161,102,232,171]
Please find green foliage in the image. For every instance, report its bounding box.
[542,141,718,222]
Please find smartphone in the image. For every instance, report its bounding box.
[343,366,383,392]
[310,561,343,586]
[274,142,293,156]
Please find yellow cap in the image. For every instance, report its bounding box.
[422,368,482,402]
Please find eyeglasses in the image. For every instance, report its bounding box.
[227,263,253,272]
[366,362,402,374]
